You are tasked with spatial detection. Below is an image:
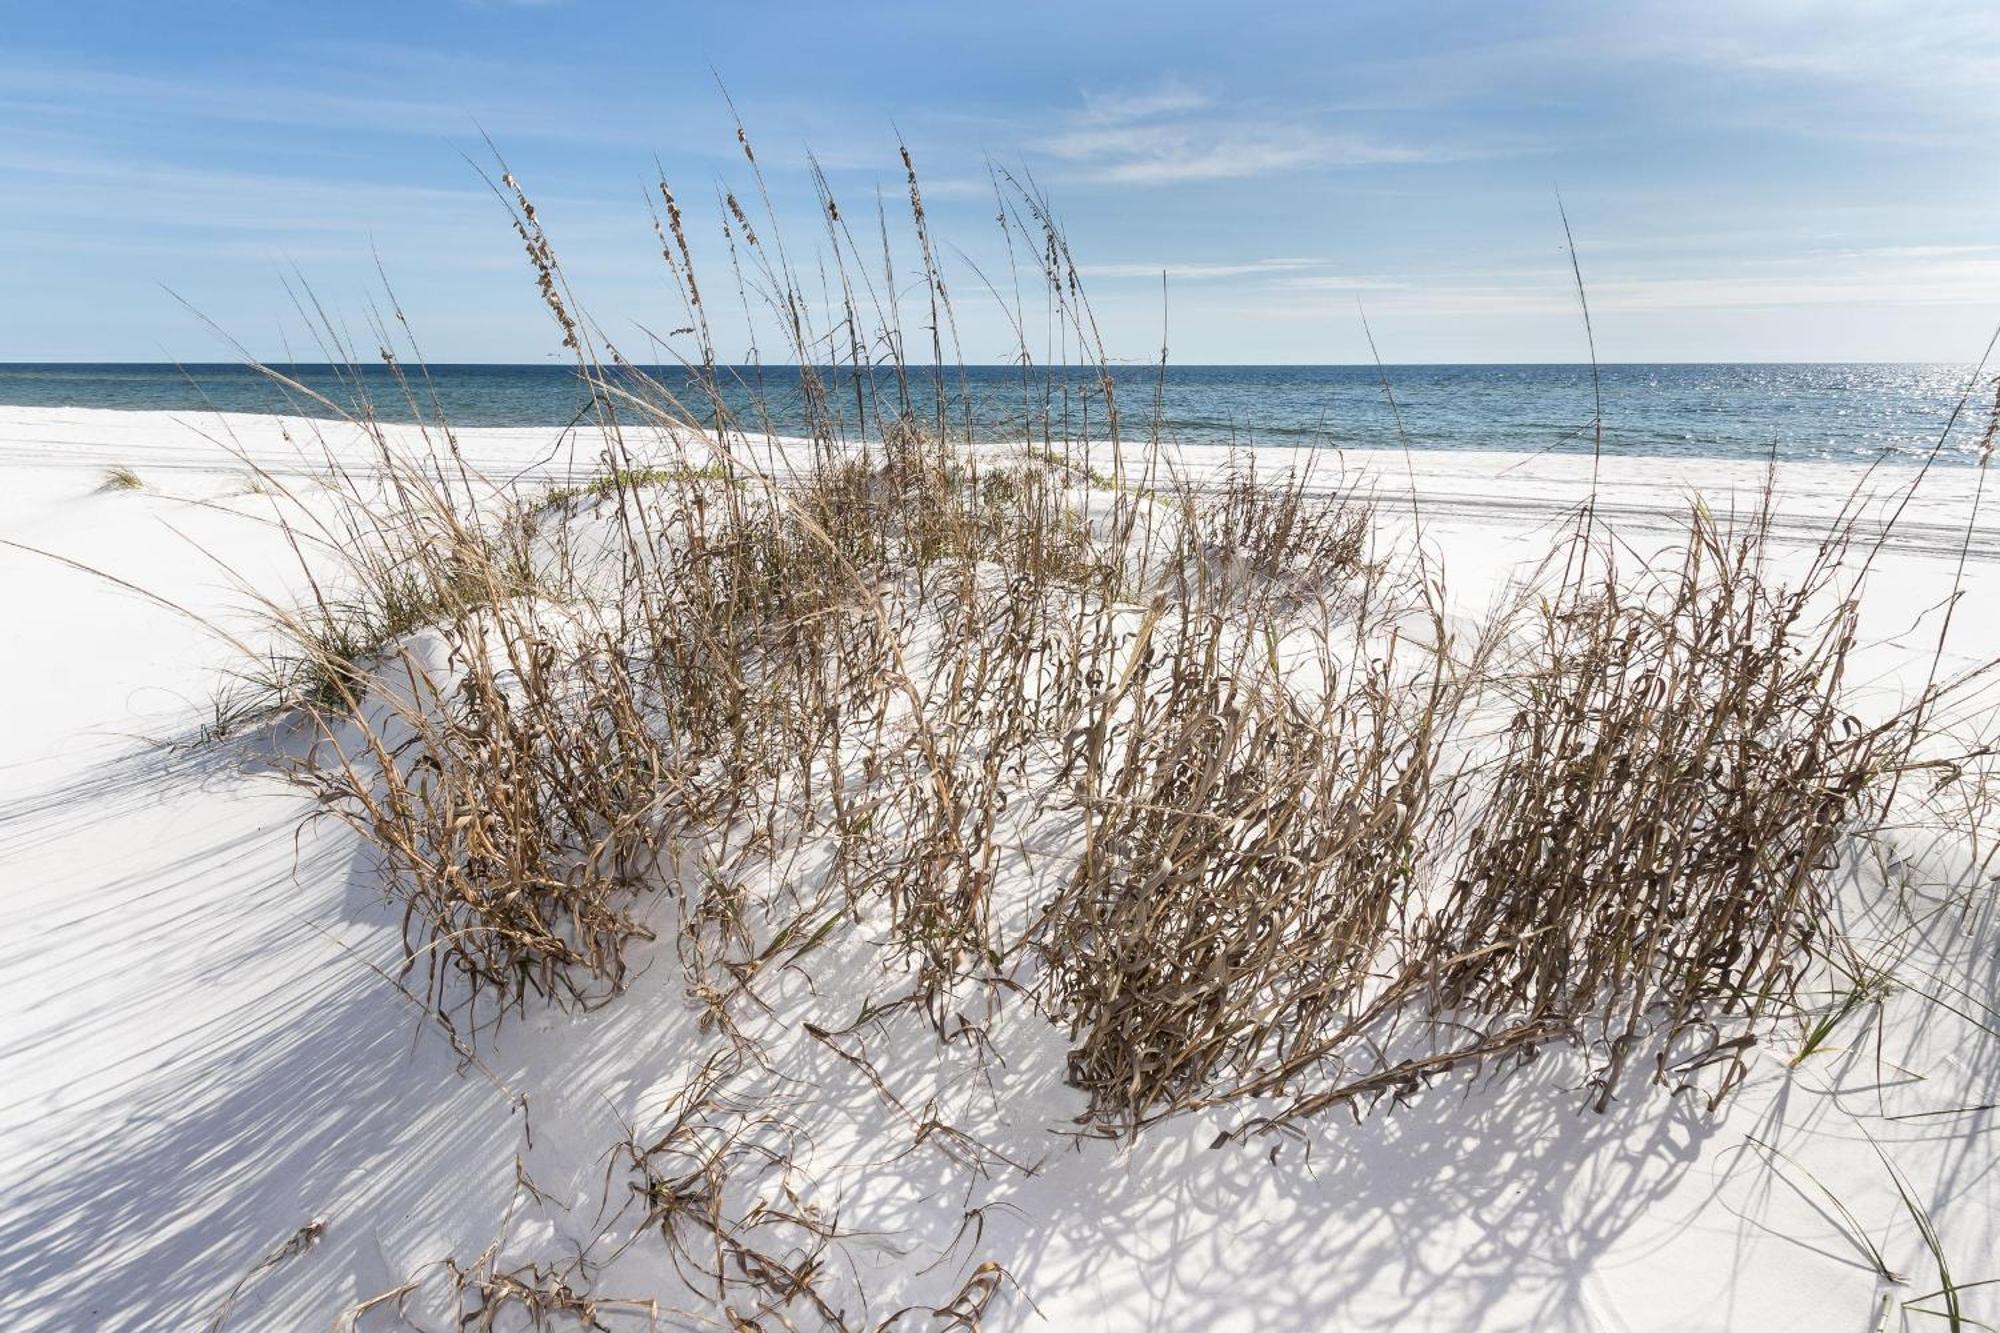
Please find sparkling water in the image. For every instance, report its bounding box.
[0,362,1986,464]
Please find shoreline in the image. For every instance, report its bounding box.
[3,400,1993,474]
[5,403,1994,564]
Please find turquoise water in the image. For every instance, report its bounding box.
[0,362,1987,464]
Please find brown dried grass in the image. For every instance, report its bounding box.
[243,128,1986,1158]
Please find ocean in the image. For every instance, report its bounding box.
[0,362,1988,465]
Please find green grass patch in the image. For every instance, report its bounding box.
[542,465,732,508]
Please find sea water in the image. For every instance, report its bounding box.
[0,362,1986,464]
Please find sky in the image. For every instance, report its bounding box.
[2,0,1998,364]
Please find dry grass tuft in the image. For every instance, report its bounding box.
[1433,502,1898,1111]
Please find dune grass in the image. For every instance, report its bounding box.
[247,131,1985,1102]
[208,126,2000,1325]
[540,463,733,508]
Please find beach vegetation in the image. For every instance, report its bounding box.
[207,127,2000,1326]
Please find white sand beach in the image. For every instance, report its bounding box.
[2,404,1996,1332]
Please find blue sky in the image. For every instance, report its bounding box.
[3,0,1997,363]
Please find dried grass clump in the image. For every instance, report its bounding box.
[1192,461,1372,608]
[1033,489,1968,1134]
[337,1198,658,1331]
[432,1253,656,1332]
[254,134,1170,1033]
[322,622,677,1015]
[1040,611,1457,1128]
[1432,503,1910,1111]
[257,466,543,715]
[618,1059,851,1327]
[98,465,144,491]
[247,425,685,1016]
[1019,457,1448,1130]
[784,426,1112,594]
[612,1055,1022,1330]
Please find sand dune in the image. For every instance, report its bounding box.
[2,405,1996,1332]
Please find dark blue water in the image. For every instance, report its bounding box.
[0,362,1988,464]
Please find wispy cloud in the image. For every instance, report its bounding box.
[1251,248,2000,322]
[1655,0,2000,100]
[0,51,709,151]
[0,148,488,228]
[1828,243,2000,262]
[1079,258,1327,281]
[1332,3,2000,153]
[1074,81,1213,124]
[1038,80,1442,184]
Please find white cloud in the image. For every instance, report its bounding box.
[1657,0,2000,94]
[1038,80,1442,185]
[1254,249,2000,322]
[1079,258,1327,281]
[1076,82,1212,124]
